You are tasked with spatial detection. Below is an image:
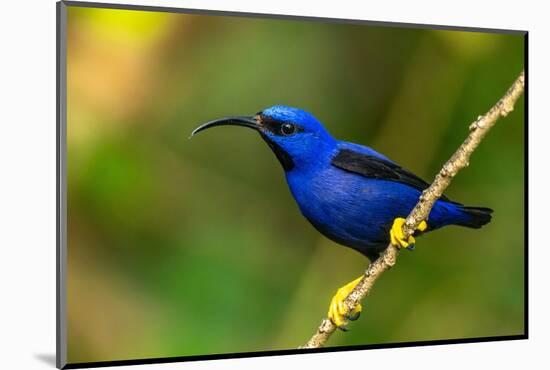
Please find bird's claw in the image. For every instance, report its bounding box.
[390,217,427,249]
[327,276,363,330]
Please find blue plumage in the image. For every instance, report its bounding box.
[192,105,492,260]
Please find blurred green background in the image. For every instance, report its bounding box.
[66,5,525,364]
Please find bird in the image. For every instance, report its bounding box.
[191,105,493,330]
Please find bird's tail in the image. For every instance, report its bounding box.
[456,206,493,229]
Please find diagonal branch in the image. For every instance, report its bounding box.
[301,70,525,349]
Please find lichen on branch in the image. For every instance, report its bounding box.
[301,70,525,349]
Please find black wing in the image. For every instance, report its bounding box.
[331,149,453,202]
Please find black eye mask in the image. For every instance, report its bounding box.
[259,114,304,137]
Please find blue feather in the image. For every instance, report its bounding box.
[259,106,492,259]
[196,105,493,260]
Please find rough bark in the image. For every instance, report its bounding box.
[301,70,525,349]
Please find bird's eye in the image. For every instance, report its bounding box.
[281,123,296,136]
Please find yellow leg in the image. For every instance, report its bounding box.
[390,217,428,249]
[327,276,363,330]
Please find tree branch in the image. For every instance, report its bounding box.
[301,70,525,349]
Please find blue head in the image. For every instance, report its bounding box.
[192,105,337,171]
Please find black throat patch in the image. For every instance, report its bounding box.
[260,134,294,171]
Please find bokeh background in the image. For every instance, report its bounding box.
[65,5,525,364]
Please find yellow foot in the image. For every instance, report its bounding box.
[390,217,428,250]
[328,276,363,331]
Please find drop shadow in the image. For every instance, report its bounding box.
[34,353,56,367]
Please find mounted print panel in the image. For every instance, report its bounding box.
[57,1,526,368]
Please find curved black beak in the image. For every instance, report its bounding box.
[190,116,260,137]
